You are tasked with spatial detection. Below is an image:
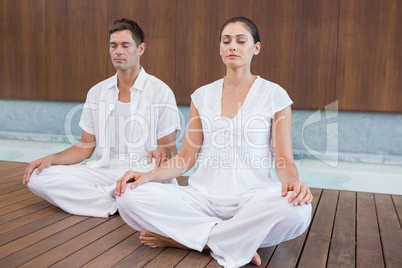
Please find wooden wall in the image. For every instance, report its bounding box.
[0,0,401,112]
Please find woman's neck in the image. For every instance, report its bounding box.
[224,67,255,90]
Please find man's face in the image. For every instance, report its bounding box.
[109,30,144,71]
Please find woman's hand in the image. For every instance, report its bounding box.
[115,171,151,196]
[281,180,313,206]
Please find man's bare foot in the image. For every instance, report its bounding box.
[251,252,261,266]
[139,230,189,249]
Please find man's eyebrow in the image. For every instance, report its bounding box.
[222,34,248,38]
[109,41,131,44]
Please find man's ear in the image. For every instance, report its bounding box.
[138,43,146,56]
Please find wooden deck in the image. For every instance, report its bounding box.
[0,160,401,267]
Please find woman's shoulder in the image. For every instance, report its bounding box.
[255,76,283,92]
[192,78,224,97]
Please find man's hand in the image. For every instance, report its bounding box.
[281,180,313,206]
[23,155,54,184]
[147,148,171,168]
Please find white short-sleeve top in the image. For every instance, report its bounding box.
[79,67,181,168]
[189,76,293,204]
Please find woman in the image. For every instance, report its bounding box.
[115,17,312,267]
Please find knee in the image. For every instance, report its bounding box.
[284,203,312,233]
[27,170,45,194]
[116,183,155,212]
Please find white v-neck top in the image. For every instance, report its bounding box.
[189,76,293,204]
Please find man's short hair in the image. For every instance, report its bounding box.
[108,18,145,47]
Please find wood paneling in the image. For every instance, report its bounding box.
[175,0,253,105]
[0,0,401,113]
[336,0,402,112]
[253,0,339,110]
[46,0,108,101]
[0,0,46,99]
[107,0,176,92]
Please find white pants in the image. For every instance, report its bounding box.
[27,160,176,218]
[117,182,312,268]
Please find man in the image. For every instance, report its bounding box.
[23,18,181,218]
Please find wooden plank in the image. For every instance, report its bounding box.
[356,192,384,267]
[0,200,51,225]
[82,232,142,268]
[175,250,213,268]
[297,189,339,268]
[143,247,189,267]
[375,193,402,267]
[21,216,126,267]
[0,187,31,202]
[327,190,356,267]
[0,215,88,259]
[0,210,70,247]
[392,194,402,227]
[0,190,41,208]
[0,195,44,216]
[267,188,322,267]
[0,217,107,267]
[0,206,61,235]
[113,245,164,268]
[0,182,25,196]
[243,247,276,268]
[205,258,221,268]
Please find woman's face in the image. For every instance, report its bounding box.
[220,22,260,69]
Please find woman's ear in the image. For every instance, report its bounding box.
[253,42,261,56]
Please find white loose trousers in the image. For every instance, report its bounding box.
[117,182,311,268]
[27,159,176,218]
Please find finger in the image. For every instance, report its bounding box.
[306,191,314,205]
[299,188,312,205]
[288,182,302,203]
[116,172,131,196]
[147,151,154,163]
[23,162,37,184]
[293,184,307,206]
[154,155,162,168]
[35,164,45,175]
[281,184,288,197]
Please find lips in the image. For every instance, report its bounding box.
[227,54,239,58]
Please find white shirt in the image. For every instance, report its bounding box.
[79,67,181,168]
[189,76,293,204]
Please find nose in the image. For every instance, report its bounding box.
[115,46,122,55]
[230,42,237,52]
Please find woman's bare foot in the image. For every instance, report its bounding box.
[251,252,261,266]
[139,230,189,249]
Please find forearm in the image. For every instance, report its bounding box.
[275,161,299,185]
[147,152,197,182]
[50,143,95,165]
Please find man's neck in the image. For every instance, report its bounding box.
[116,66,141,102]
[117,66,141,92]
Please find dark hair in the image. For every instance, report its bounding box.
[108,18,145,47]
[219,17,260,44]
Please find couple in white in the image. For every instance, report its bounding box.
[23,17,312,268]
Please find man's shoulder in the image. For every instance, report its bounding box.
[143,72,172,93]
[85,75,116,99]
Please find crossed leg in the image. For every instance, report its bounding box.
[139,230,262,266]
